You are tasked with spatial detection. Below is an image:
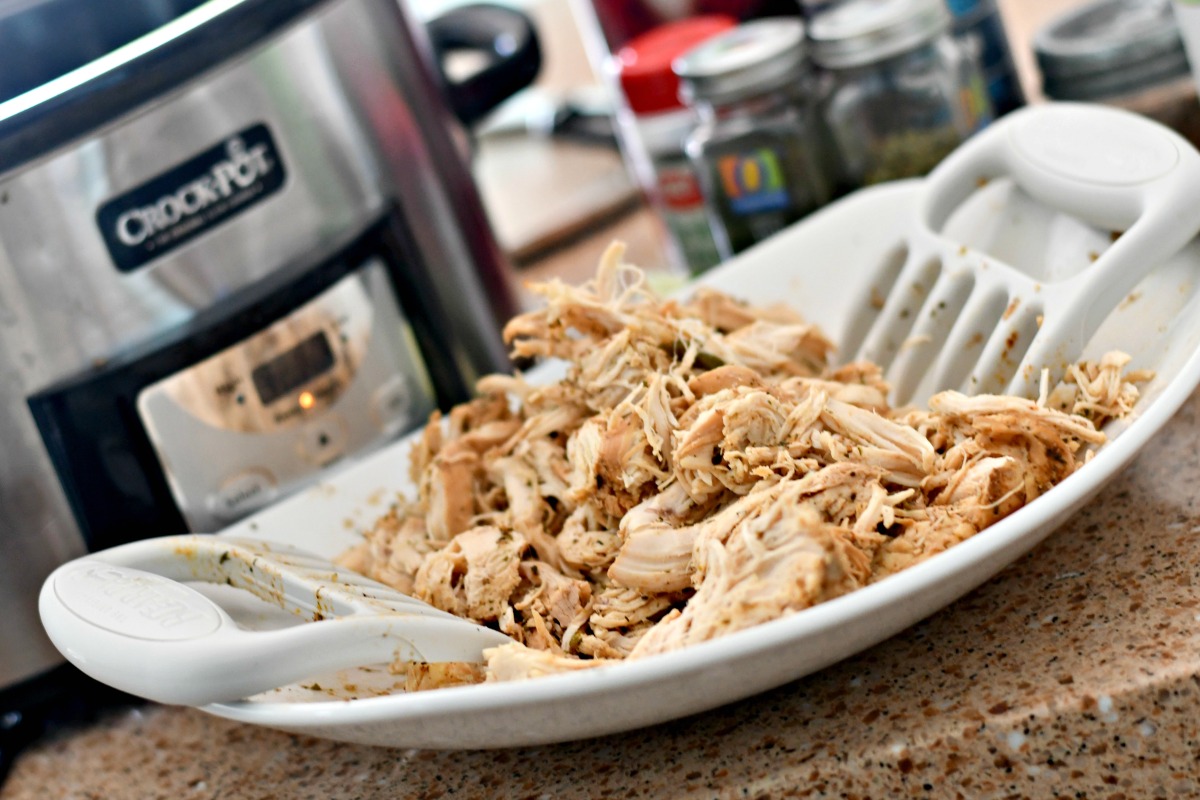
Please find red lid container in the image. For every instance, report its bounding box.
[615,16,738,114]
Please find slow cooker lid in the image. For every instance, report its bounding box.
[0,0,325,174]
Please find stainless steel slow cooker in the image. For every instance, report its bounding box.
[0,0,537,737]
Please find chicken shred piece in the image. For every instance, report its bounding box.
[344,244,1151,688]
[413,526,527,622]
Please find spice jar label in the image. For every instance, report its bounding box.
[659,163,705,211]
[717,148,790,215]
[655,161,722,272]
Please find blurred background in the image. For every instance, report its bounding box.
[426,0,1200,290]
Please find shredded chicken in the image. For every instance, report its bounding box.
[340,243,1150,687]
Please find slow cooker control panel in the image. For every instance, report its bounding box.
[136,258,434,531]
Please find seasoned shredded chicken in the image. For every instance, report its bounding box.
[338,243,1150,686]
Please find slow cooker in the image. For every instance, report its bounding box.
[0,0,538,765]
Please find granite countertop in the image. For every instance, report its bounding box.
[6,381,1200,798]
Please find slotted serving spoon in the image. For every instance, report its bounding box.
[854,102,1200,405]
[39,535,511,705]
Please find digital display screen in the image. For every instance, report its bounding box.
[251,332,335,406]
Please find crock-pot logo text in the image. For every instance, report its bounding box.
[97,123,286,272]
[114,138,274,247]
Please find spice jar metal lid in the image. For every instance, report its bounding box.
[672,18,808,106]
[1034,0,1190,101]
[615,16,738,114]
[808,0,951,69]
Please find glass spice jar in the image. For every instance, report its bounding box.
[673,18,835,259]
[614,16,735,274]
[809,0,993,191]
[946,0,1025,116]
[1036,0,1200,150]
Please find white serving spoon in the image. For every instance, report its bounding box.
[855,102,1200,405]
[39,534,510,705]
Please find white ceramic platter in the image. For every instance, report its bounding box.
[203,180,1200,748]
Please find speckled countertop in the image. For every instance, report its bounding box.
[6,337,1200,799]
